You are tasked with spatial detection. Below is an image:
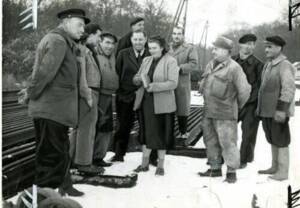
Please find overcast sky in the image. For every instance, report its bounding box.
[139,0,289,45]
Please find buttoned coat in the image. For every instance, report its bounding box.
[169,43,198,116]
[27,27,80,127]
[257,54,296,118]
[133,54,180,114]
[199,58,251,120]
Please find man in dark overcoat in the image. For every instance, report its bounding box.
[20,8,90,196]
[232,34,264,168]
[112,31,150,162]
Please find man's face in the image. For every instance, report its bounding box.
[172,28,184,44]
[131,21,145,32]
[239,41,255,57]
[212,47,230,62]
[131,32,147,52]
[100,37,116,56]
[264,43,281,59]
[87,29,102,46]
[64,17,85,40]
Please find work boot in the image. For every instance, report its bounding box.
[269,147,289,181]
[134,165,149,173]
[224,172,237,183]
[110,155,124,162]
[93,159,112,167]
[198,169,222,177]
[58,186,84,197]
[155,168,165,176]
[258,145,278,174]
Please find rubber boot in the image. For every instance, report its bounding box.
[269,147,289,181]
[258,145,278,174]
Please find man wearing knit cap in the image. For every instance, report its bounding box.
[257,36,296,181]
[116,17,145,56]
[232,34,264,169]
[198,36,251,183]
[18,8,90,196]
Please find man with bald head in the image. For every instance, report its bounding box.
[198,36,251,183]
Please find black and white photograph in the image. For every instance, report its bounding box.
[1,0,300,207]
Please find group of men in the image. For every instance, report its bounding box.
[199,34,296,183]
[19,6,296,197]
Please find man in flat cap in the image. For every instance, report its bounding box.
[116,17,145,57]
[257,36,296,181]
[19,8,89,196]
[92,32,120,166]
[198,36,251,183]
[169,26,198,140]
[232,34,264,169]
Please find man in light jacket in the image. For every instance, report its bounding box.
[92,32,119,166]
[169,26,198,139]
[257,36,296,181]
[198,36,251,183]
[20,9,90,196]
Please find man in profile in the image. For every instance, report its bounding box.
[21,9,90,196]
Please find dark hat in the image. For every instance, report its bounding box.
[100,32,118,43]
[213,36,233,50]
[57,8,90,24]
[130,17,144,27]
[239,34,257,43]
[85,23,102,35]
[264,36,286,47]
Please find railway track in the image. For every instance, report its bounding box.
[2,91,205,199]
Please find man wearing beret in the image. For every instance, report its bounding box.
[257,36,296,181]
[232,34,264,169]
[18,8,90,196]
[116,17,145,57]
[198,36,251,183]
[169,26,198,140]
[92,32,120,167]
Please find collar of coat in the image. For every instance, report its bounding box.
[202,58,232,77]
[169,42,190,55]
[234,54,258,65]
[51,26,78,52]
[269,54,287,66]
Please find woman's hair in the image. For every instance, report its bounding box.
[148,35,169,55]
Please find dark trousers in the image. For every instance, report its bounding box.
[33,118,72,189]
[238,103,260,164]
[177,115,188,134]
[114,99,136,157]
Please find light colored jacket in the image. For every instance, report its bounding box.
[169,43,198,116]
[77,44,101,103]
[200,58,251,120]
[133,54,180,114]
[257,54,296,117]
[28,27,79,127]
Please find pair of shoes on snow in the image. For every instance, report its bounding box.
[198,169,237,183]
[258,167,288,181]
[134,165,165,176]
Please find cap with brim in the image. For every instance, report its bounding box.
[130,17,144,27]
[239,34,257,43]
[100,32,118,43]
[57,8,90,24]
[213,36,233,50]
[264,36,286,47]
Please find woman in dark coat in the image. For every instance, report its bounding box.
[132,36,179,176]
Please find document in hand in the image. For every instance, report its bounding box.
[141,74,150,88]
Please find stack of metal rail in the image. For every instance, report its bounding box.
[2,91,205,199]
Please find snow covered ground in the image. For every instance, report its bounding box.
[8,90,300,208]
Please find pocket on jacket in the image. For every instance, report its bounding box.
[211,75,229,99]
